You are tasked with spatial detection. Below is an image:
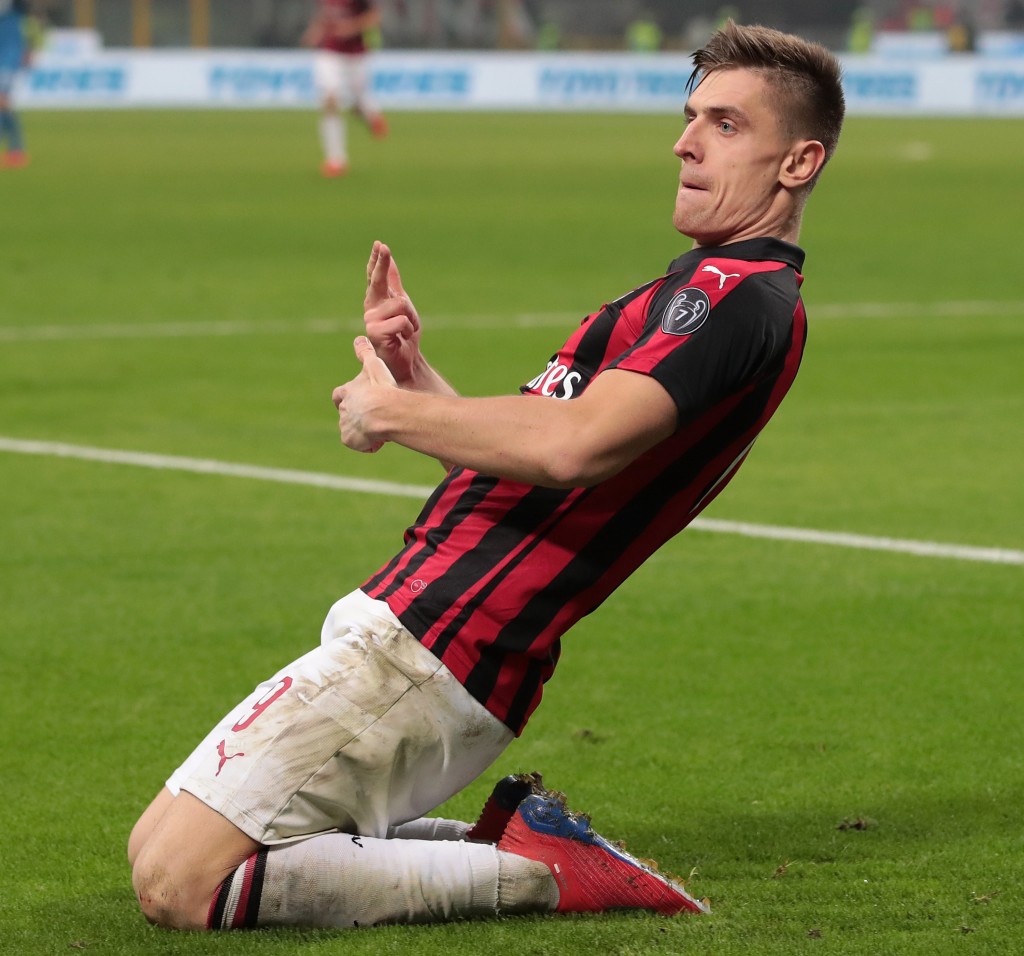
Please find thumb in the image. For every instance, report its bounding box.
[353,336,397,387]
[354,335,378,365]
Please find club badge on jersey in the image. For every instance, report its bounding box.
[660,288,711,336]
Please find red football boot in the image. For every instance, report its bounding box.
[498,793,709,916]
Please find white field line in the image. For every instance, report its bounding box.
[2,436,1021,567]
[691,518,1023,566]
[0,437,435,500]
[1,300,1023,342]
[0,314,574,342]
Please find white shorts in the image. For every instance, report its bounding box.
[313,50,371,109]
[167,590,513,844]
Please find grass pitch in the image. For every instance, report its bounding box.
[1,109,1022,955]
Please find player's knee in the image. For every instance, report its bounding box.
[131,852,210,931]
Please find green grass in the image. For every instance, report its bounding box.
[1,110,1022,955]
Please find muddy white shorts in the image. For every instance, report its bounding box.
[313,50,371,108]
[166,590,513,845]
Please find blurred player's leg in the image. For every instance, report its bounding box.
[0,85,29,166]
[346,54,388,138]
[314,51,348,176]
[319,107,347,176]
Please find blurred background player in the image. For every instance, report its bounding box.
[0,0,35,167]
[303,0,388,178]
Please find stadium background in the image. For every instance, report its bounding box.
[14,0,1024,114]
[21,0,1024,51]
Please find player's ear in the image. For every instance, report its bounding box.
[779,139,825,189]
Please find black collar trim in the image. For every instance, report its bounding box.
[667,237,805,275]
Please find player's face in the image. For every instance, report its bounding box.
[672,68,794,247]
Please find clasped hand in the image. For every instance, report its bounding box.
[332,337,396,453]
[333,241,419,453]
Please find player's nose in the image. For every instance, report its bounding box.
[673,123,699,162]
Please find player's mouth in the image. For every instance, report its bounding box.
[679,177,709,191]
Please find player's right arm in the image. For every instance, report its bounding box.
[334,340,678,487]
[362,241,458,398]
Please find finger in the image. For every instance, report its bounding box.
[365,240,389,283]
[387,255,405,297]
[365,241,380,285]
[365,312,416,341]
[367,243,392,300]
[353,335,378,365]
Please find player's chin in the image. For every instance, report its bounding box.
[672,202,710,240]
[671,209,694,235]
[671,198,691,231]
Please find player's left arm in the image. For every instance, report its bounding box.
[333,338,678,488]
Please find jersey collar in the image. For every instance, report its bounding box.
[666,237,805,275]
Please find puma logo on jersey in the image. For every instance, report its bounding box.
[702,265,740,290]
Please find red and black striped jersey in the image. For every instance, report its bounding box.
[362,237,808,734]
[315,0,373,55]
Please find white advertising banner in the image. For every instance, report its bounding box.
[842,57,1024,114]
[16,49,1024,116]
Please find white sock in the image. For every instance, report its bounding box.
[387,816,472,841]
[208,834,556,929]
[319,114,346,164]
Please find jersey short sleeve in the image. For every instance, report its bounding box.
[608,257,802,425]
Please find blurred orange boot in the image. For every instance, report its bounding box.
[2,150,30,168]
[321,159,349,178]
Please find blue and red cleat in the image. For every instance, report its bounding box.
[498,793,710,916]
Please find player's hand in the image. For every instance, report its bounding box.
[363,241,423,386]
[332,336,398,453]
